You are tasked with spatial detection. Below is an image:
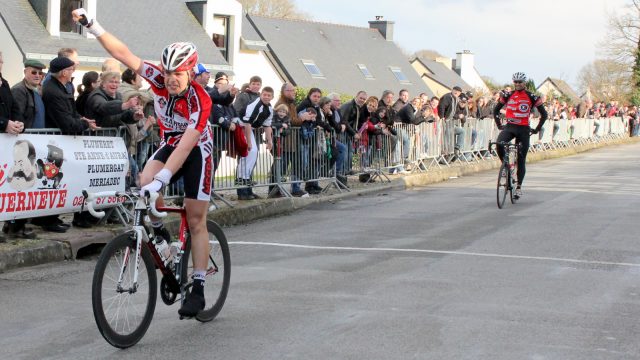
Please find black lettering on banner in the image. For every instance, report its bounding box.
[88,177,121,187]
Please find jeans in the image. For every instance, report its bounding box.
[335,140,347,175]
[128,155,138,188]
[136,140,151,171]
[394,128,410,165]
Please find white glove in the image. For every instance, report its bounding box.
[72,8,105,37]
[140,169,172,197]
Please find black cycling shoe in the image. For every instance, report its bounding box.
[178,292,205,318]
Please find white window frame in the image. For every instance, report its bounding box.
[389,66,411,84]
[357,64,374,80]
[301,59,324,78]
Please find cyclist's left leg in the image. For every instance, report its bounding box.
[178,146,213,317]
[515,126,531,187]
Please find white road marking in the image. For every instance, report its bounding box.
[229,241,640,268]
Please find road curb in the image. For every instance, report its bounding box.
[0,239,70,273]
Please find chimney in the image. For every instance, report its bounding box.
[455,50,474,72]
[369,16,394,41]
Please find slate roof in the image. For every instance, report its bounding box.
[247,15,432,97]
[241,14,268,51]
[539,77,581,104]
[412,57,472,91]
[0,0,230,69]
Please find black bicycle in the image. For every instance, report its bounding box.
[490,141,520,209]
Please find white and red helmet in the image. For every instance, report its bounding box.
[161,42,198,72]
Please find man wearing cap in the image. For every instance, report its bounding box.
[42,56,98,134]
[12,59,46,129]
[438,86,466,162]
[3,59,48,239]
[194,63,212,92]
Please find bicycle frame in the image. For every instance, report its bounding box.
[84,190,188,296]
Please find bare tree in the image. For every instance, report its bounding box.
[577,59,630,102]
[601,0,640,102]
[238,0,310,20]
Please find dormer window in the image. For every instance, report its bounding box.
[301,59,324,78]
[60,0,83,34]
[357,64,374,79]
[390,66,411,84]
[212,15,230,61]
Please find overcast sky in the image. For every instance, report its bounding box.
[292,0,629,89]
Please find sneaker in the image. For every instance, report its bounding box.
[178,291,205,318]
[305,187,322,195]
[291,189,308,197]
[514,187,522,200]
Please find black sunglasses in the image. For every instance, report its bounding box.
[513,80,524,84]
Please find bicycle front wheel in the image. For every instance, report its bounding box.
[183,220,231,323]
[497,163,509,209]
[92,232,157,348]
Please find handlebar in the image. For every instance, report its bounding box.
[82,189,167,219]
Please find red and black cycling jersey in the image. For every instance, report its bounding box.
[499,90,543,126]
[140,62,212,147]
[493,90,548,128]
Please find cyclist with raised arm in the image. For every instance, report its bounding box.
[72,9,212,317]
[492,72,548,199]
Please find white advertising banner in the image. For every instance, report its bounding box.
[0,134,128,221]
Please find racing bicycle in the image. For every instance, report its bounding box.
[83,190,231,348]
[490,141,520,209]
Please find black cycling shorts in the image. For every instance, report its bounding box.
[148,144,213,201]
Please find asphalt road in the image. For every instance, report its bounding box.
[2,142,640,360]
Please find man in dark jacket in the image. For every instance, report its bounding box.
[11,59,46,129]
[339,91,367,174]
[437,86,466,160]
[40,57,98,232]
[392,89,409,117]
[4,59,48,239]
[42,56,98,133]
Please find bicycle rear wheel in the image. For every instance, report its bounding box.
[92,232,157,348]
[183,220,231,323]
[497,163,509,209]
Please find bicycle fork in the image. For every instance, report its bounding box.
[116,198,150,294]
